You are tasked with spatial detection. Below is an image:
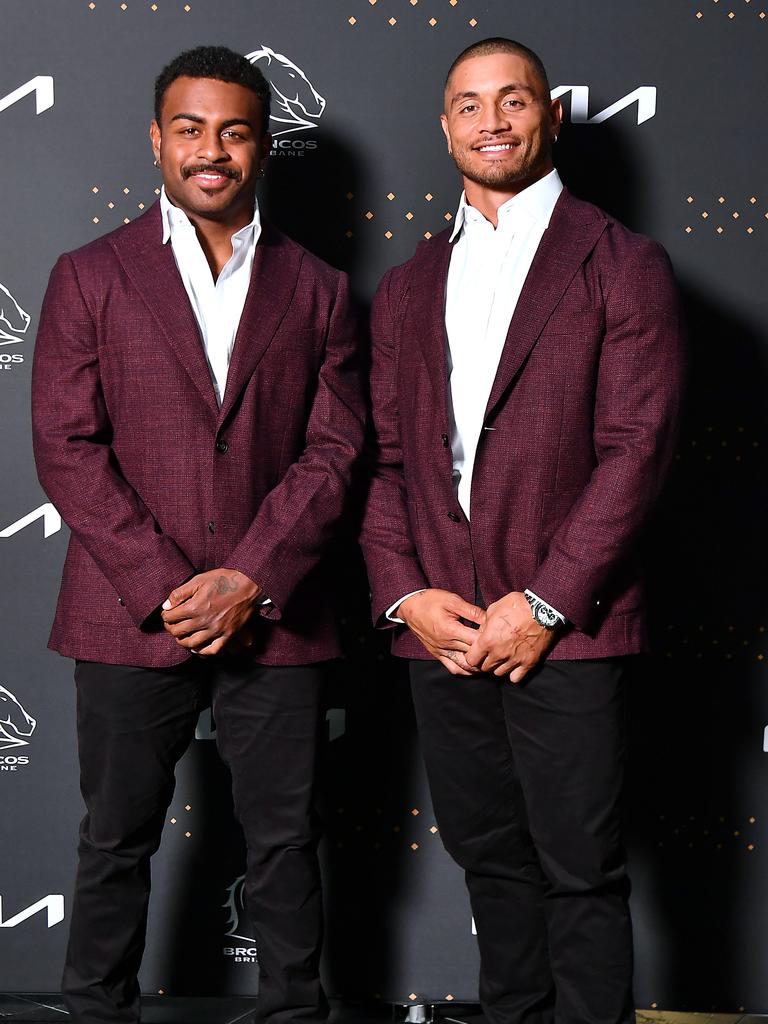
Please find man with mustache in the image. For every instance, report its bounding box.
[361,38,684,1022]
[32,46,363,1024]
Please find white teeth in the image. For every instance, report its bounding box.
[478,143,512,152]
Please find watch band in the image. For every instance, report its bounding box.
[523,589,566,631]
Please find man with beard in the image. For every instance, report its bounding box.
[32,46,363,1024]
[361,38,684,1023]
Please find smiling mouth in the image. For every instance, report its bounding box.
[474,142,518,153]
[183,166,239,185]
[191,172,231,183]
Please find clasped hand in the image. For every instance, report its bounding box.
[161,568,262,656]
[399,589,556,683]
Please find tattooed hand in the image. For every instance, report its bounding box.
[161,569,262,656]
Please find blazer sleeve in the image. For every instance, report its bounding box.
[222,271,365,618]
[31,254,196,627]
[358,268,429,625]
[527,239,686,631]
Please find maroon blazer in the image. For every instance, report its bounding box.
[32,202,364,668]
[361,189,685,660]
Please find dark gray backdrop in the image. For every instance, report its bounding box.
[1,0,766,1011]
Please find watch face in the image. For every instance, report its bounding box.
[536,605,560,629]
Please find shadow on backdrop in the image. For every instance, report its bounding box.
[628,280,768,1009]
[263,128,365,285]
[557,120,768,1008]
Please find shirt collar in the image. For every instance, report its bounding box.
[449,168,564,242]
[160,185,261,246]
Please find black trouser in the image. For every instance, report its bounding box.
[410,658,634,1024]
[63,657,328,1024]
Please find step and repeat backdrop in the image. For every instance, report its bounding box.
[1,0,767,1012]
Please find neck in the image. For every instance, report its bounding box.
[462,163,553,228]
[187,203,254,281]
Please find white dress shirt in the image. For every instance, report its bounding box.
[160,188,272,607]
[446,168,563,518]
[160,186,261,406]
[386,170,565,623]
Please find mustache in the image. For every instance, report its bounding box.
[182,164,241,181]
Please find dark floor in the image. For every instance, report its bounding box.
[1,1000,767,1024]
[5,994,252,1023]
[0,996,483,1024]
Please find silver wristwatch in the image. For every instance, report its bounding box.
[523,589,565,631]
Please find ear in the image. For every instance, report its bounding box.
[150,119,161,163]
[440,113,452,155]
[549,98,563,141]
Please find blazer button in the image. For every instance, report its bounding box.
[441,433,449,447]
[447,511,461,522]
[216,439,229,454]
[207,521,215,534]
[117,597,125,606]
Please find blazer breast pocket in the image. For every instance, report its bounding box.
[261,327,323,381]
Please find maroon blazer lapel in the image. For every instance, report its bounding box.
[409,232,452,423]
[484,188,607,419]
[109,203,219,413]
[218,222,303,425]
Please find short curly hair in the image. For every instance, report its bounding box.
[154,45,271,131]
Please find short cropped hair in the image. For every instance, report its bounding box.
[154,45,271,129]
[445,37,551,98]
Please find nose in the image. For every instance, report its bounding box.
[478,104,511,135]
[196,129,228,161]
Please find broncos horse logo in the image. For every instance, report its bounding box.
[0,686,36,751]
[0,282,31,346]
[246,46,325,136]
[222,873,256,944]
[0,282,31,347]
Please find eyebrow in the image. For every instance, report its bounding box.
[450,83,535,105]
[169,113,255,130]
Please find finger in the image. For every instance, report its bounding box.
[196,636,228,657]
[421,626,474,652]
[162,601,205,625]
[509,663,531,685]
[446,597,486,625]
[449,651,482,675]
[448,621,486,647]
[162,580,198,611]
[480,653,506,673]
[175,628,218,650]
[437,654,472,677]
[493,659,517,677]
[440,647,484,675]
[440,637,472,653]
[163,618,204,639]
[465,638,491,668]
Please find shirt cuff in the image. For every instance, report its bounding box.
[523,589,566,627]
[385,589,427,624]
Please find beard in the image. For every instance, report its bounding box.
[450,136,550,190]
